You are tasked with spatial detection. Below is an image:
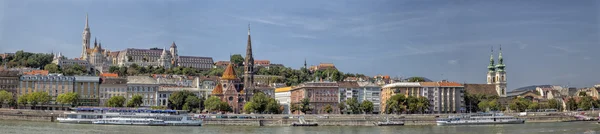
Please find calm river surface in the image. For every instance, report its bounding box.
[0,120,599,134]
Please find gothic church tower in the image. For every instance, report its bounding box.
[81,14,91,59]
[243,25,255,100]
[495,45,507,97]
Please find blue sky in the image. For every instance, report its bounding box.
[0,0,598,90]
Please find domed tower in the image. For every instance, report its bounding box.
[495,45,507,97]
[486,47,496,84]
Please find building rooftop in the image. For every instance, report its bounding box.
[337,81,359,88]
[382,82,421,88]
[212,83,223,94]
[275,86,293,93]
[221,63,237,80]
[464,84,498,96]
[101,77,127,84]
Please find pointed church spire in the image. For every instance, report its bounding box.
[495,44,506,72]
[304,58,307,69]
[85,13,89,29]
[498,45,503,64]
[94,37,98,47]
[243,24,255,100]
[487,46,495,72]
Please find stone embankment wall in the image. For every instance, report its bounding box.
[0,108,596,125]
[202,112,597,126]
[0,109,62,122]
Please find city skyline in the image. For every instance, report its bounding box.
[0,0,598,90]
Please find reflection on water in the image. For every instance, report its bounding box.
[0,120,598,134]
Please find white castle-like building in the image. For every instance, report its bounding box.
[486,46,507,97]
[54,14,214,74]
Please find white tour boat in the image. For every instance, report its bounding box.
[57,107,202,126]
[92,117,167,126]
[436,113,525,126]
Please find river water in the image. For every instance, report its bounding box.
[0,120,598,134]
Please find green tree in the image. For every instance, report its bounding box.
[204,96,231,112]
[0,90,13,108]
[291,104,300,114]
[406,96,419,113]
[56,92,78,107]
[417,97,431,113]
[324,104,333,114]
[300,98,312,114]
[579,92,588,97]
[338,101,346,114]
[18,94,28,108]
[44,63,61,73]
[127,94,143,107]
[528,102,540,111]
[168,90,198,110]
[566,97,578,111]
[230,54,244,66]
[385,94,407,114]
[63,64,87,76]
[185,96,202,112]
[243,102,257,113]
[265,98,281,114]
[106,96,126,107]
[548,99,563,111]
[407,77,426,82]
[488,99,500,111]
[509,97,531,112]
[346,98,360,114]
[478,100,490,112]
[108,66,120,74]
[360,100,374,114]
[578,96,595,110]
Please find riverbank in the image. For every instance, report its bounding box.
[0,108,597,126]
[201,113,583,126]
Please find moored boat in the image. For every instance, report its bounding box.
[92,118,167,126]
[57,107,202,126]
[436,113,525,126]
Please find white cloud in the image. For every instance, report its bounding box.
[549,45,578,53]
[448,60,458,65]
[290,34,317,39]
[516,41,528,49]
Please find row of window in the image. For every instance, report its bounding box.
[0,79,18,84]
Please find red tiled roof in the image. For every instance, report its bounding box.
[221,63,236,80]
[337,81,359,88]
[464,84,498,96]
[439,81,462,87]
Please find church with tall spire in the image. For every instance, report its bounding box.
[243,24,255,101]
[68,14,114,73]
[486,45,507,97]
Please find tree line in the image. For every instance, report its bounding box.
[384,94,431,114]
[1,50,53,69]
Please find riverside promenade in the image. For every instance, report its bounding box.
[202,112,598,126]
[0,108,597,126]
